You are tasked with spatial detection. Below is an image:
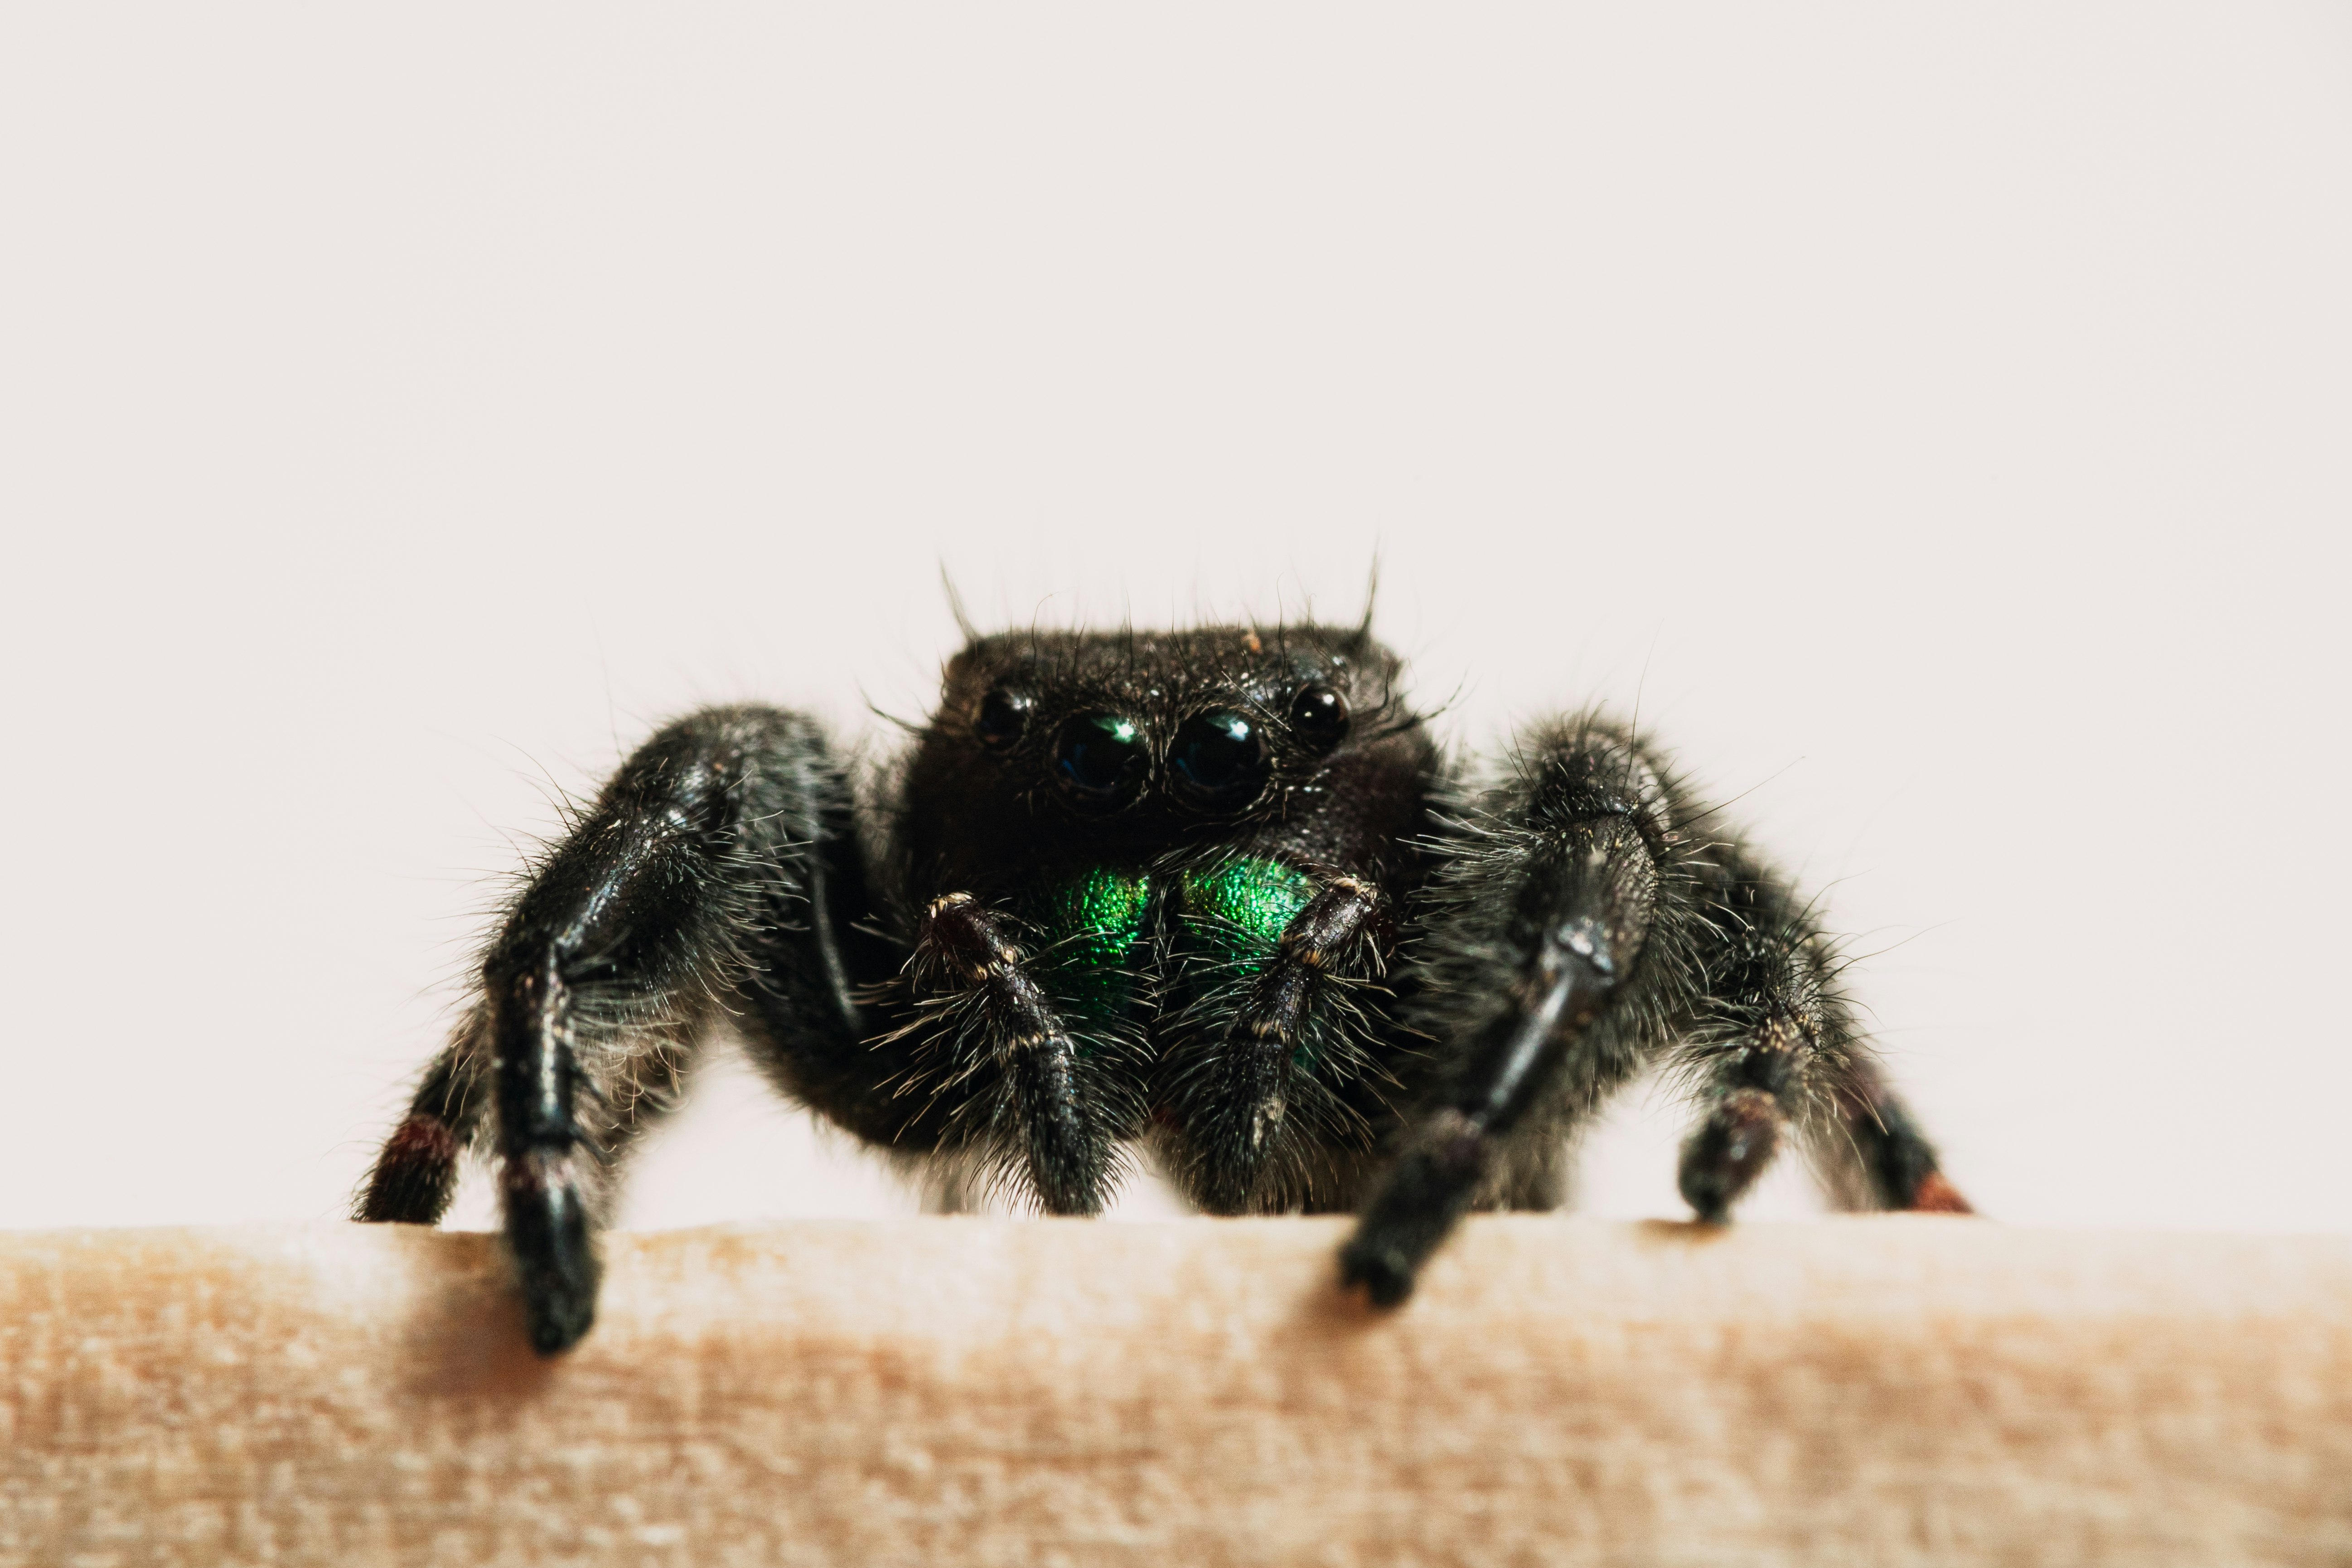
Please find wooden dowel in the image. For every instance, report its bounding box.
[3,1216,2348,1565]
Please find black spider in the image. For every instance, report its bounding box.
[359,613,1969,1355]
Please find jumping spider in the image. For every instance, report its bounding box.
[360,615,1968,1354]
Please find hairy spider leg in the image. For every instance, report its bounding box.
[1671,857,1879,1221]
[356,1005,489,1224]
[1340,731,1664,1304]
[1162,861,1390,1213]
[1661,835,1968,1220]
[1341,717,1968,1304]
[357,707,886,1356]
[1820,1055,1973,1214]
[890,863,1164,1212]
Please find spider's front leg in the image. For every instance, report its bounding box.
[357,706,878,1355]
[1341,719,1671,1305]
[1341,716,1970,1307]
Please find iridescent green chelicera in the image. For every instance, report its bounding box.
[1018,856,1317,1036]
[1022,856,1314,982]
[1029,866,1153,1017]
[1180,856,1314,965]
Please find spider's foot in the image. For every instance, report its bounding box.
[1338,1234,1419,1308]
[1342,1112,1490,1308]
[1019,1105,1113,1218]
[519,1269,598,1357]
[355,1112,460,1224]
[504,1150,600,1355]
[1676,1088,1782,1226]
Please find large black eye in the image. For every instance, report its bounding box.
[1052,713,1149,806]
[1171,711,1270,808]
[1289,683,1350,748]
[976,687,1030,749]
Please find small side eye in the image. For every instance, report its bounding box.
[976,688,1031,749]
[1052,713,1150,807]
[1288,683,1350,748]
[1171,711,1270,808]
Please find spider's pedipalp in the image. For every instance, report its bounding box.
[1162,871,1390,1215]
[900,892,1121,1215]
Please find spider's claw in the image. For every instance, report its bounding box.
[1905,1171,1975,1214]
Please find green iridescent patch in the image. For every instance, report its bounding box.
[1028,866,1152,1018]
[1180,856,1313,967]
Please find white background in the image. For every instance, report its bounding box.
[3,5,2346,1236]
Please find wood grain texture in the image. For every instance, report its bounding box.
[2,1217,2348,1566]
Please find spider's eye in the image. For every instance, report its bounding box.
[1288,683,1350,748]
[976,687,1031,749]
[1171,711,1269,808]
[1052,713,1149,806]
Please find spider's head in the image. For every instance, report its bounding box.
[900,622,1428,884]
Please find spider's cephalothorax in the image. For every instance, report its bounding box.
[359,619,1970,1355]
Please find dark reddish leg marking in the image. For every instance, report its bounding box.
[1836,1058,1973,1215]
[1907,1171,1975,1214]
[358,1114,461,1223]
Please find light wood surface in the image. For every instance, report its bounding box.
[3,1216,2347,1566]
